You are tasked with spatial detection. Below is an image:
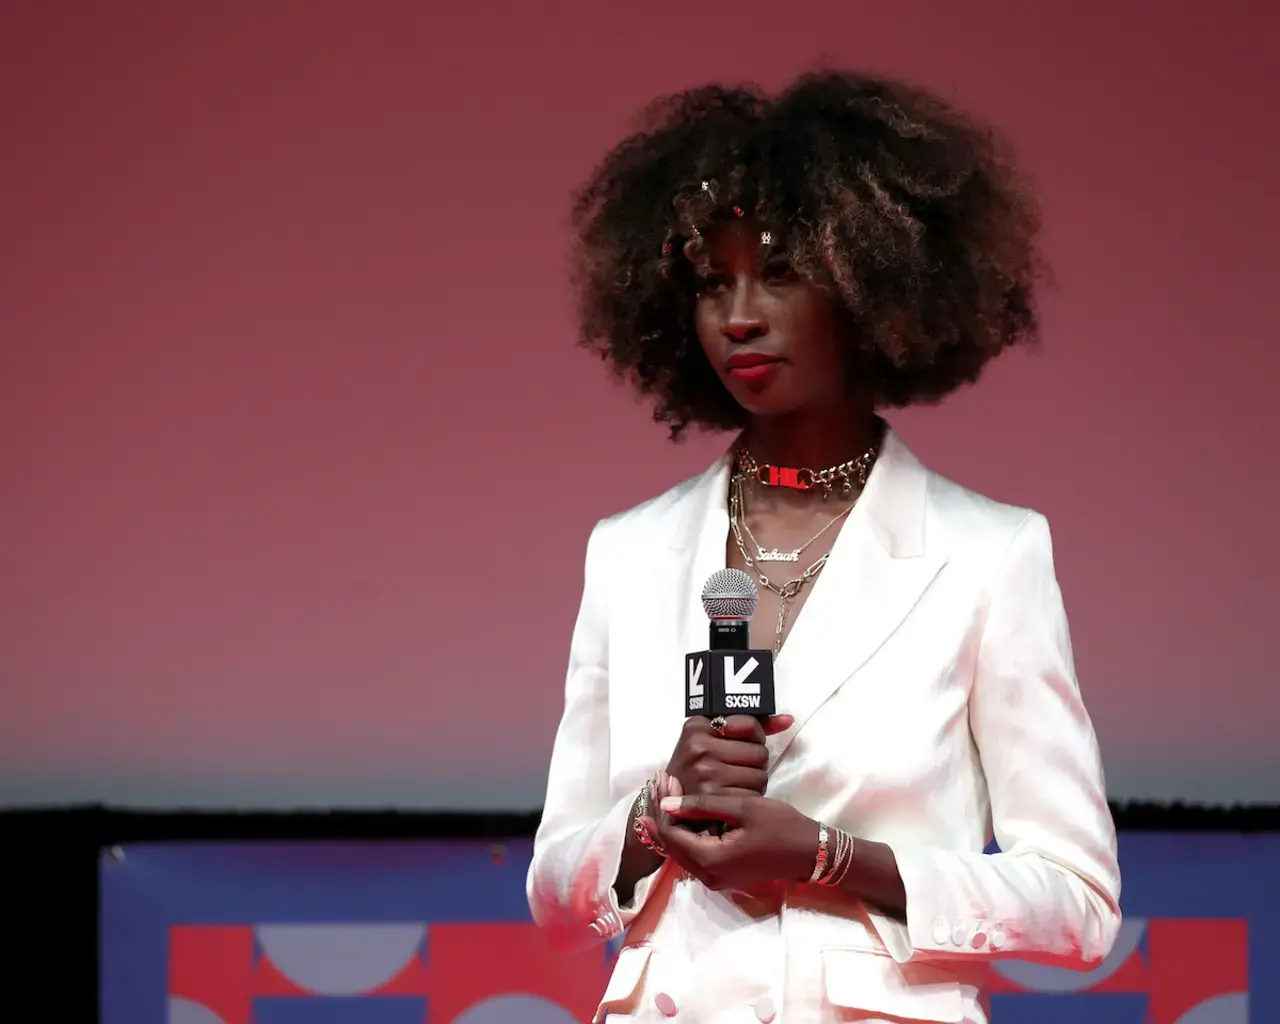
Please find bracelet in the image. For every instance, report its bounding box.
[815,824,855,886]
[824,828,848,886]
[632,773,667,858]
[829,830,856,887]
[808,822,830,882]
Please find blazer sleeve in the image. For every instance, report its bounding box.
[871,511,1123,968]
[526,518,665,951]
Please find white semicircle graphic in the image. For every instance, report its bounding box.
[450,994,581,1024]
[1174,993,1249,1024]
[255,923,425,995]
[991,918,1146,993]
[168,996,227,1024]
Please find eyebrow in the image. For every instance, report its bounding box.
[699,241,790,265]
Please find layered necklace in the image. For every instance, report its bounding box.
[728,435,881,653]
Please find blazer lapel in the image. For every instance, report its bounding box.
[767,431,947,766]
[619,452,731,765]
[671,452,733,669]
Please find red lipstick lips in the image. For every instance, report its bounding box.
[726,352,783,382]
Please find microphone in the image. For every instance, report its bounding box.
[682,569,777,836]
[685,568,777,720]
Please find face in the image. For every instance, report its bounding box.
[692,219,850,419]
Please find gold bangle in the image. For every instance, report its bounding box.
[830,831,856,887]
[808,822,830,882]
[632,774,667,858]
[818,828,854,886]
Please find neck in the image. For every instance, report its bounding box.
[740,405,880,470]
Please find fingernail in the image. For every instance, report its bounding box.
[659,797,682,812]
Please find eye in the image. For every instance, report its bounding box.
[694,269,729,293]
[763,259,798,283]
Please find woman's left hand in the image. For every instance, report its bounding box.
[642,793,821,891]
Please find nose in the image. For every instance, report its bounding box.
[723,278,766,343]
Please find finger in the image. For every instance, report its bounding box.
[762,714,795,736]
[653,816,709,873]
[705,737,769,767]
[688,764,768,795]
[716,715,767,742]
[707,786,763,800]
[637,814,680,865]
[655,811,737,856]
[660,794,748,827]
[645,813,716,866]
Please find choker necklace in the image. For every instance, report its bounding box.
[727,430,882,653]
[733,435,881,500]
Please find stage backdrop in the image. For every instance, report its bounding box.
[3,0,1279,811]
[100,833,1275,1024]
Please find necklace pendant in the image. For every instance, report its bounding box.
[756,546,800,563]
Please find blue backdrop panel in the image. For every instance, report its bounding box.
[100,833,1276,1023]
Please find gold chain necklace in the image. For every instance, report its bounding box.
[728,437,880,653]
[729,477,833,654]
[737,494,854,563]
[734,436,880,500]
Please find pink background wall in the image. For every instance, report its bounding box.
[2,1,1277,808]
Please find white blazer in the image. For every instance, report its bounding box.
[528,430,1122,1024]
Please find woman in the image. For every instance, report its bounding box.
[528,69,1121,1024]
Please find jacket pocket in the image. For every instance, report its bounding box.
[823,947,964,1023]
[592,945,653,1023]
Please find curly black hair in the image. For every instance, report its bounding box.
[569,69,1047,439]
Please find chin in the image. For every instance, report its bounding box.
[726,387,805,419]
[735,401,797,420]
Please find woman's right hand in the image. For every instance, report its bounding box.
[665,714,795,798]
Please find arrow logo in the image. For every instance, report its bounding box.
[688,657,705,697]
[724,655,760,694]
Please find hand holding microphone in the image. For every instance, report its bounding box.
[666,570,792,830]
[619,570,801,902]
[664,712,793,801]
[636,569,820,888]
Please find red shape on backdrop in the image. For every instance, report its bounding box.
[369,943,431,996]
[1146,918,1248,1024]
[1079,944,1149,993]
[251,950,315,997]
[425,922,609,1023]
[169,925,254,1024]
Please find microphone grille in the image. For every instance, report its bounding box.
[701,568,759,620]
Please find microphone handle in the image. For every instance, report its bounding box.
[687,622,770,838]
[708,617,750,650]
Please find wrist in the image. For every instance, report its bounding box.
[788,814,823,881]
[794,817,858,887]
[630,774,668,859]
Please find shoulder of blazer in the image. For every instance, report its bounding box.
[595,453,729,546]
[921,464,1045,561]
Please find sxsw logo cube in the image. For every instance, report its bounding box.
[685,650,775,717]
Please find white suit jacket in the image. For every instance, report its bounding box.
[527,430,1122,1024]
